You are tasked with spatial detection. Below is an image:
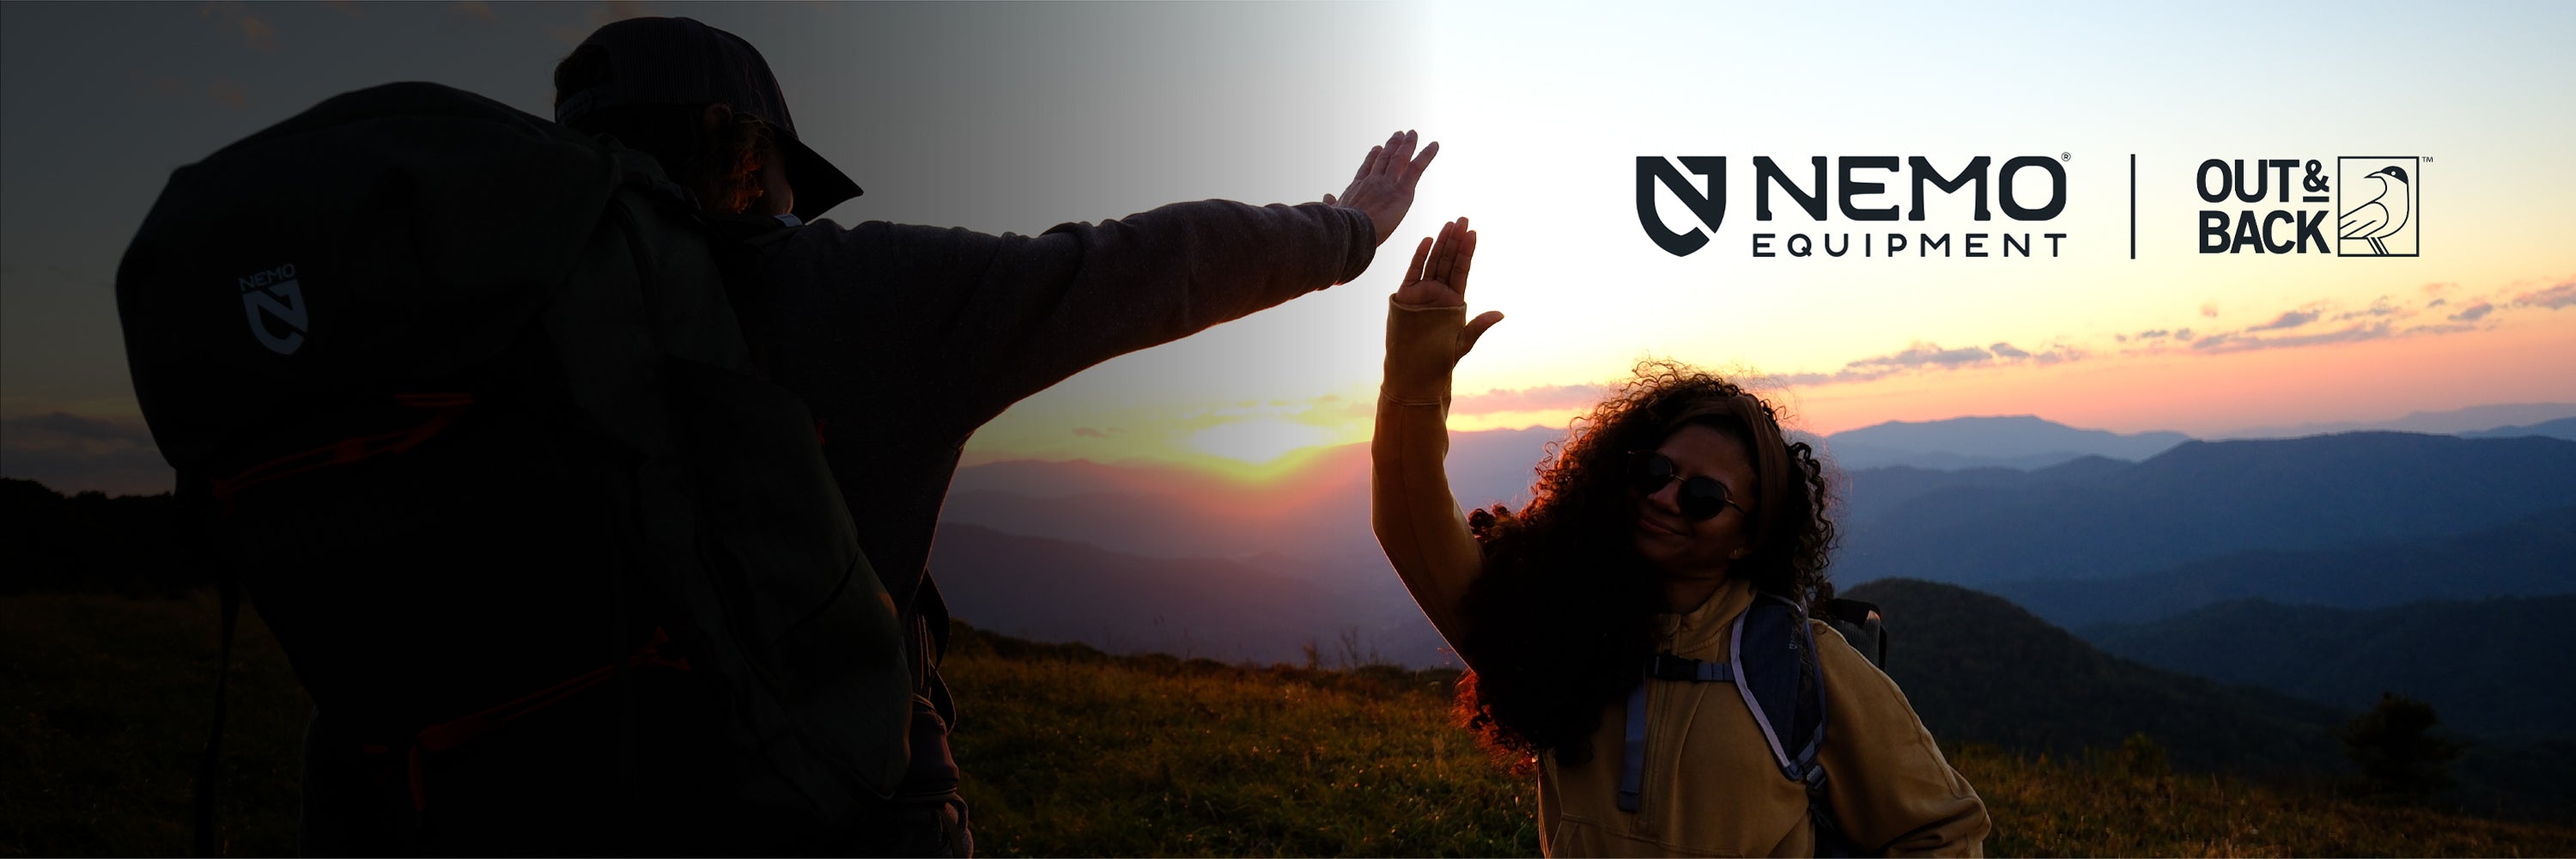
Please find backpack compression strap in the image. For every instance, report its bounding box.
[192,579,240,858]
[1615,597,1828,815]
[1619,655,1735,811]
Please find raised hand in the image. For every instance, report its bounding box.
[1395,217,1504,357]
[1323,130,1438,247]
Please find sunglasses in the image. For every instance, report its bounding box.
[1631,451,1747,522]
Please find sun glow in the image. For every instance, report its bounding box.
[1187,418,1334,466]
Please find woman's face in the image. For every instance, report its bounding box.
[1631,423,1758,578]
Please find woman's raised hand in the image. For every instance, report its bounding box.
[1396,217,1504,358]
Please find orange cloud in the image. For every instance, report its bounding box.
[2513,280,2576,310]
[2246,308,2320,332]
[1788,314,2576,436]
[201,2,279,52]
[1454,383,1613,415]
[206,80,249,108]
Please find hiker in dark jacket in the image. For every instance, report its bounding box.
[526,15,1428,855]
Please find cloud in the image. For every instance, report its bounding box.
[2400,321,2479,336]
[0,412,173,497]
[1760,338,2085,387]
[1072,426,1116,438]
[1732,271,2562,393]
[1455,383,1616,414]
[203,2,280,52]
[2334,297,2403,320]
[206,80,249,108]
[2190,321,2393,355]
[2246,309,2320,332]
[2512,281,2576,310]
[1754,335,2091,389]
[5,412,156,446]
[240,15,278,50]
[2032,346,2086,365]
[1848,342,1996,370]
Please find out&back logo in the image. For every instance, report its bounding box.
[2194,155,2422,257]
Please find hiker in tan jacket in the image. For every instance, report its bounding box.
[1371,218,1990,856]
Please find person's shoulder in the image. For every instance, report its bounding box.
[1808,618,1882,679]
[793,216,891,234]
[764,217,908,254]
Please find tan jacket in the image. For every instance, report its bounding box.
[1372,300,1990,856]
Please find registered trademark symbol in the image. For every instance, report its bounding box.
[2062,152,2072,161]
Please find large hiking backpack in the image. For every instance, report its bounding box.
[117,82,911,853]
[1618,594,1886,856]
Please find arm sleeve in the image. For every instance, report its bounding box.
[1370,299,1490,667]
[1814,621,1991,857]
[770,199,1374,435]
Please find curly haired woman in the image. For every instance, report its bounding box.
[1372,218,1990,856]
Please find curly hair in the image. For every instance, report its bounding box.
[552,44,780,215]
[1453,360,1836,774]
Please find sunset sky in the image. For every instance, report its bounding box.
[3,1,2571,495]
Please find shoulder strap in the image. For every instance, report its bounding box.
[187,471,240,858]
[1615,594,1835,815]
[1731,594,1826,782]
[192,581,239,858]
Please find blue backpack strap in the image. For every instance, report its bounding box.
[1730,594,1830,782]
[1619,652,1738,813]
[1618,679,1649,812]
[1647,652,1734,683]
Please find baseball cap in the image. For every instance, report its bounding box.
[555,16,861,222]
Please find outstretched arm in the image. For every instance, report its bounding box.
[752,131,1440,436]
[1370,218,1505,667]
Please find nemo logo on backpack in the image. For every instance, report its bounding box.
[236,262,307,355]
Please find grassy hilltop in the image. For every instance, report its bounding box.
[9,591,2576,856]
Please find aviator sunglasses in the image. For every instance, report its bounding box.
[1630,450,1747,522]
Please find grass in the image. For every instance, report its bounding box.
[2,592,310,856]
[942,627,1538,856]
[1957,745,2576,856]
[7,591,2573,856]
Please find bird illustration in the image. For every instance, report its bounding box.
[2337,165,2412,255]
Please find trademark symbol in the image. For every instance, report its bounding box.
[2062,152,2072,161]
[2423,156,2435,163]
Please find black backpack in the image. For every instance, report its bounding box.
[118,82,912,853]
[1616,594,1886,856]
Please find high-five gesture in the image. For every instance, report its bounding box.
[1325,130,1439,247]
[1396,217,1504,359]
